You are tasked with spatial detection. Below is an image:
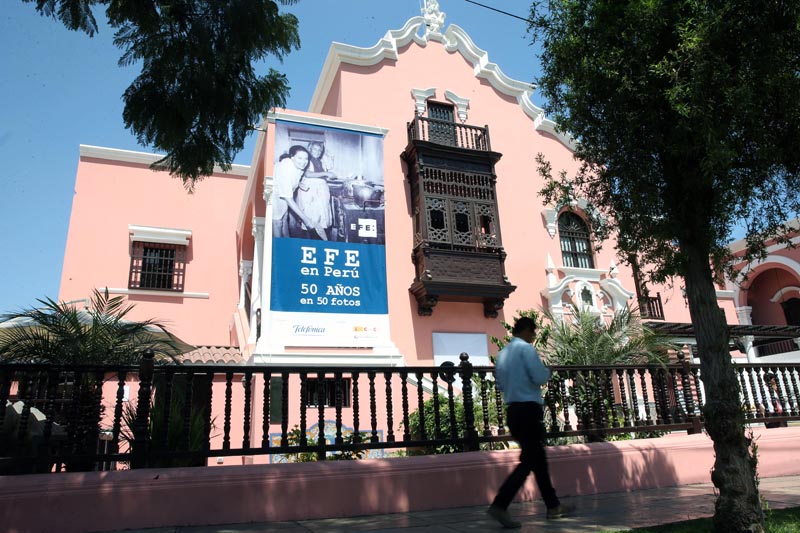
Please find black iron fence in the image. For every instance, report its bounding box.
[1,352,799,474]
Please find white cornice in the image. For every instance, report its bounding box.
[266,111,389,136]
[309,17,427,113]
[307,18,574,151]
[79,145,250,177]
[105,288,209,299]
[128,224,192,246]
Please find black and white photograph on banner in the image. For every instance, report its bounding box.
[271,121,385,245]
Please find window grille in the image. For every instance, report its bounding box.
[128,241,186,292]
[306,378,351,407]
[558,212,594,269]
[427,101,456,146]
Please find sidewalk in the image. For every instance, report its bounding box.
[111,475,800,532]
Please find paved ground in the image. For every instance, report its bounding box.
[110,475,800,532]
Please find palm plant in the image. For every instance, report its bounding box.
[537,306,675,442]
[0,289,191,471]
[540,306,674,366]
[0,288,189,364]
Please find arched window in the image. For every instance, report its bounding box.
[558,212,594,268]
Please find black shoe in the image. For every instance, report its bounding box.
[487,505,522,529]
[546,503,575,519]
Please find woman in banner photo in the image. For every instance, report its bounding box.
[272,145,327,240]
[295,141,337,240]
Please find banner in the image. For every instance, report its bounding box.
[269,119,388,347]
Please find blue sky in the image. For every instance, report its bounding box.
[0,0,541,312]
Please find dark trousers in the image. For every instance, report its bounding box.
[492,402,560,510]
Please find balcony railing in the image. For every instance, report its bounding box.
[407,115,491,151]
[2,352,798,474]
[756,338,800,357]
[639,293,665,320]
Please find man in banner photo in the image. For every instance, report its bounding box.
[269,119,388,347]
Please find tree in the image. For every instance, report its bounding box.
[529,2,800,531]
[22,0,300,188]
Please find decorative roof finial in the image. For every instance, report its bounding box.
[422,0,446,38]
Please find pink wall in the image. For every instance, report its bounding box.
[59,155,248,346]
[3,428,799,532]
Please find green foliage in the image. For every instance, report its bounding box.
[22,0,300,187]
[540,307,674,366]
[404,389,507,455]
[490,309,550,358]
[530,1,800,281]
[0,289,187,364]
[405,394,467,455]
[120,374,214,468]
[538,307,672,442]
[281,425,368,462]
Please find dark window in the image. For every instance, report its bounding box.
[306,378,351,408]
[782,298,800,326]
[559,212,594,268]
[129,241,186,292]
[430,208,446,230]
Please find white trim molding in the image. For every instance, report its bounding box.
[266,111,389,137]
[307,18,575,151]
[411,87,437,114]
[444,90,470,122]
[104,288,209,299]
[128,225,192,246]
[80,145,250,177]
[309,17,428,113]
[771,286,800,303]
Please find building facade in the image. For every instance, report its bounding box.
[58,3,800,431]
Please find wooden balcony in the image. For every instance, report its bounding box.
[407,115,491,151]
[409,244,516,317]
[639,293,665,321]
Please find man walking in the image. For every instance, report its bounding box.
[487,316,573,528]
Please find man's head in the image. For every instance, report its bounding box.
[764,372,778,387]
[512,316,537,343]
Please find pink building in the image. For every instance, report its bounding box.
[57,2,800,461]
[1,3,796,531]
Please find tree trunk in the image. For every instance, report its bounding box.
[684,244,763,533]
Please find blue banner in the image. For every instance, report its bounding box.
[270,238,387,314]
[267,118,388,348]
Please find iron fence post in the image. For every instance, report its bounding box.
[131,348,155,469]
[459,353,479,452]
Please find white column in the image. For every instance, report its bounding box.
[255,181,276,354]
[238,260,253,309]
[248,217,265,345]
[736,306,758,362]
